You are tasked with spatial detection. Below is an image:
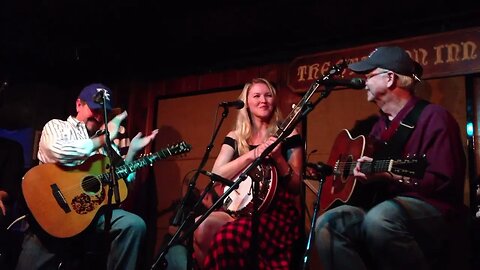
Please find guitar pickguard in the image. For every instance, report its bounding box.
[71,189,106,215]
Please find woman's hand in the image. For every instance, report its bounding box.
[253,136,283,162]
[266,136,283,162]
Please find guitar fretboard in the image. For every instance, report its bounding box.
[114,149,172,178]
[359,160,392,174]
[98,142,190,182]
[335,160,393,175]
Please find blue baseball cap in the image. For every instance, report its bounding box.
[78,83,113,111]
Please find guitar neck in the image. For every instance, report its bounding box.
[100,149,172,181]
[359,160,393,174]
[341,160,393,175]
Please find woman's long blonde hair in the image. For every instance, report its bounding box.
[234,78,283,155]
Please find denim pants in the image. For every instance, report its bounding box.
[15,209,146,270]
[314,196,448,270]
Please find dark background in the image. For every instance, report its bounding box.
[0,0,480,130]
[2,0,480,83]
[1,2,480,268]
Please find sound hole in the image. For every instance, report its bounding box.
[81,176,102,195]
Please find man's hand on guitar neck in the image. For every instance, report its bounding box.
[353,156,404,183]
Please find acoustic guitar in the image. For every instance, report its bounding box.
[22,141,191,238]
[319,129,426,213]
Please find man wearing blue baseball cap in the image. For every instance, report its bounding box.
[315,46,467,269]
[16,83,158,270]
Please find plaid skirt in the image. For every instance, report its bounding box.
[202,190,300,270]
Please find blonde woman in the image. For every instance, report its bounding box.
[194,78,303,269]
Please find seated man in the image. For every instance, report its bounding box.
[315,46,468,270]
[0,137,24,268]
[15,83,158,270]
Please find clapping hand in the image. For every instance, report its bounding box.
[107,111,128,140]
[129,129,159,154]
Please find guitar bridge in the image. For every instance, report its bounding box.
[51,184,71,213]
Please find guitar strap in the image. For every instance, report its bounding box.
[377,99,429,159]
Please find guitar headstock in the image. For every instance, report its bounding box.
[167,141,192,156]
[390,154,427,178]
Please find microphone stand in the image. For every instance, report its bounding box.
[151,106,231,270]
[152,84,333,269]
[97,90,120,266]
[294,86,336,270]
[150,59,344,268]
[301,164,332,270]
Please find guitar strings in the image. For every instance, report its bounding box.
[44,146,186,197]
[50,174,111,198]
[334,160,391,173]
[56,151,166,196]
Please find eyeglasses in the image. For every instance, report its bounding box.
[365,71,390,80]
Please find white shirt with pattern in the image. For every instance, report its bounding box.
[37,116,135,181]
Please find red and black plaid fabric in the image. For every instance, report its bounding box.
[202,189,300,270]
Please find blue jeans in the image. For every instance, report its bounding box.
[315,196,448,270]
[16,209,146,270]
[165,244,189,270]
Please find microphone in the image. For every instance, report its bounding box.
[219,100,244,109]
[306,162,334,176]
[320,78,366,90]
[93,89,105,104]
[199,170,234,187]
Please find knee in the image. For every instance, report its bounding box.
[194,212,232,247]
[314,214,331,247]
[193,220,209,248]
[123,214,146,238]
[314,215,331,257]
[362,215,388,247]
[315,205,364,232]
[314,205,364,248]
[194,218,219,249]
[362,205,403,248]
